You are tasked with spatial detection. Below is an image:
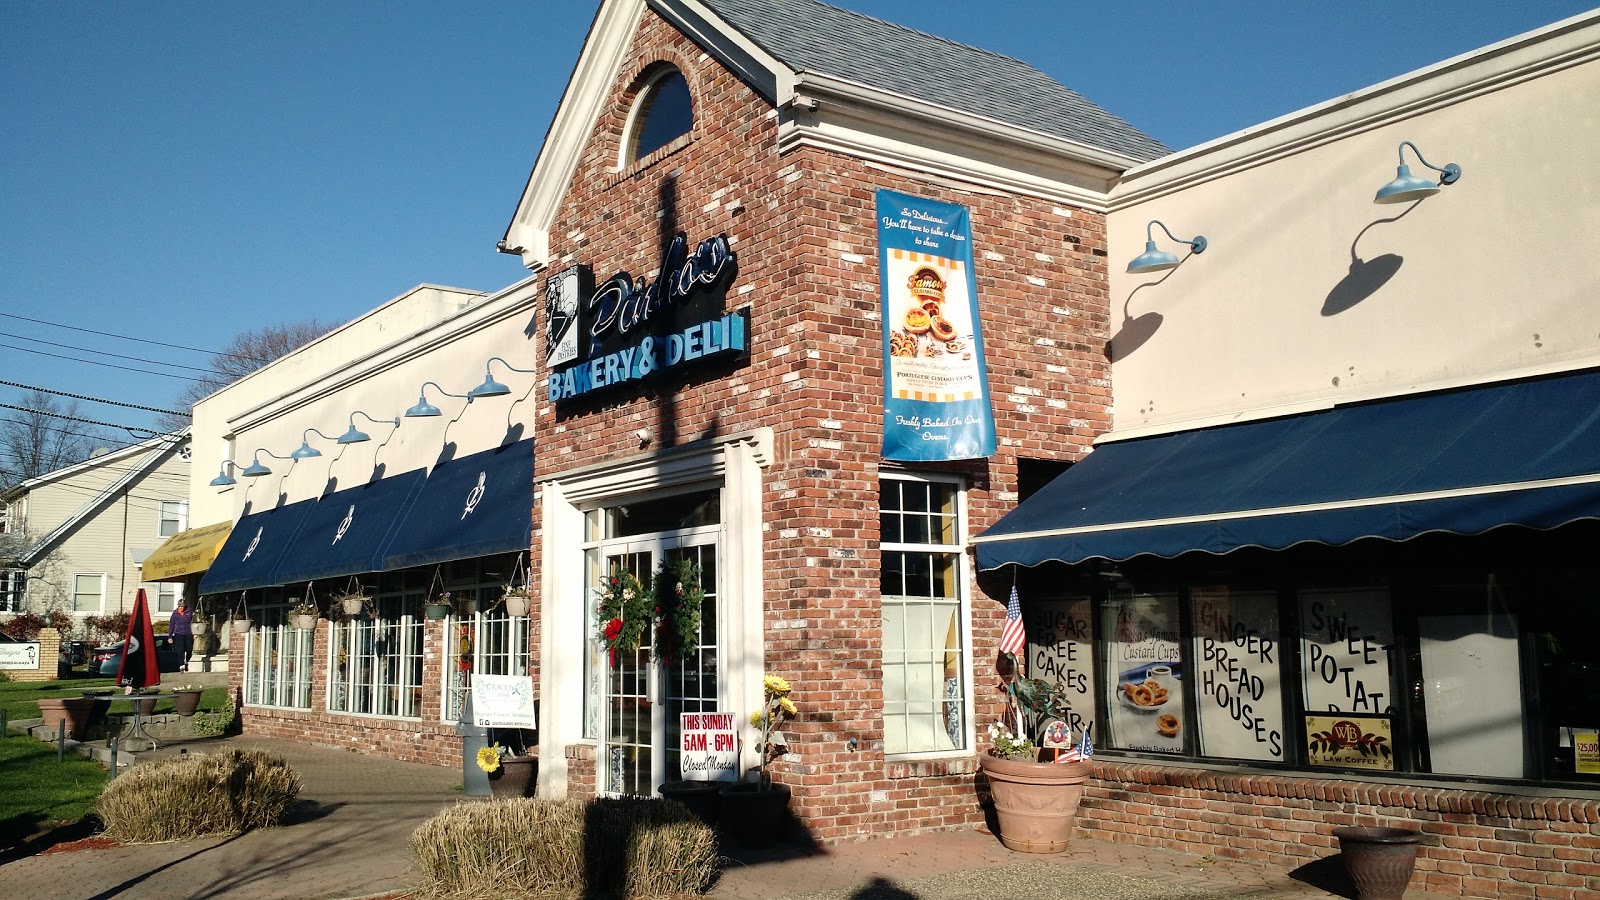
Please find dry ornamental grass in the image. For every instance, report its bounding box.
[95,748,302,843]
[411,796,717,899]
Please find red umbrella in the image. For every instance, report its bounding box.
[117,588,161,690]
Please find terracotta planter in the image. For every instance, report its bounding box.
[718,783,791,848]
[659,779,722,827]
[37,697,96,740]
[173,690,203,717]
[1335,826,1422,899]
[979,754,1090,853]
[505,595,531,618]
[487,756,537,799]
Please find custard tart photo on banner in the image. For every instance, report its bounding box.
[876,189,996,462]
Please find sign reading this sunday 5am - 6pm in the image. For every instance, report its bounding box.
[877,190,995,461]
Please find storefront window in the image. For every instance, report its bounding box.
[328,595,423,718]
[244,605,313,709]
[1101,590,1185,754]
[1191,587,1285,761]
[1022,598,1096,740]
[444,606,531,723]
[880,474,967,756]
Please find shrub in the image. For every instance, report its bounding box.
[83,613,131,643]
[1,612,44,640]
[192,698,237,737]
[411,796,717,899]
[95,748,302,842]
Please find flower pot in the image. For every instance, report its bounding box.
[425,603,451,620]
[487,756,537,799]
[718,783,792,848]
[1334,826,1422,899]
[505,595,530,618]
[978,755,1090,853]
[231,617,253,633]
[659,779,722,827]
[456,598,479,616]
[191,620,210,636]
[38,697,97,740]
[340,597,364,616]
[173,689,203,717]
[133,695,158,717]
[289,613,318,631]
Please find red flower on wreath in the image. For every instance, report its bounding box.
[603,618,624,663]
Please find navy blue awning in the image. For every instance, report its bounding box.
[271,468,427,585]
[198,498,318,594]
[381,439,533,570]
[975,370,1600,570]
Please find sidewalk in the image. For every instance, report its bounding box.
[1,736,1455,900]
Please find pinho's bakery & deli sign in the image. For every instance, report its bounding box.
[544,232,748,403]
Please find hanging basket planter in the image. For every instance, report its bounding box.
[191,620,210,636]
[230,615,254,633]
[289,613,319,632]
[340,596,365,616]
[504,594,531,618]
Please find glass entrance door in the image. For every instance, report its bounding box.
[599,536,718,796]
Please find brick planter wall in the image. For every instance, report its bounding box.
[1082,761,1600,899]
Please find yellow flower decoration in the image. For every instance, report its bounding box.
[763,674,791,695]
[779,696,798,716]
[749,710,766,729]
[475,743,503,773]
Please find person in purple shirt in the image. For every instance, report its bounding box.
[169,597,193,672]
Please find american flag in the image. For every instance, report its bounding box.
[998,584,1026,657]
[1078,721,1095,759]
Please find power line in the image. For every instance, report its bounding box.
[0,380,189,417]
[0,311,267,363]
[0,332,215,375]
[0,343,207,382]
[0,402,171,435]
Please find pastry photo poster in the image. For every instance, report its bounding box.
[876,189,995,462]
[1103,593,1186,754]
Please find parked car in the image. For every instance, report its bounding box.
[92,635,184,675]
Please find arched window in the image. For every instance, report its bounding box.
[624,67,692,165]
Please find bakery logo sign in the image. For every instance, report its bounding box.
[544,232,748,403]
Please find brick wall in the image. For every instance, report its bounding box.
[1082,761,1600,899]
[530,9,1111,844]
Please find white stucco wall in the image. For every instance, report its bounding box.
[191,280,541,526]
[1104,12,1600,438]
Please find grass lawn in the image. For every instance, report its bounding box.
[0,675,228,721]
[0,734,107,849]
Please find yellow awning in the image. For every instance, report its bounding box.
[141,521,232,582]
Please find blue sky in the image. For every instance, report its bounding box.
[2,1,1590,439]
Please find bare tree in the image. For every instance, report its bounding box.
[155,319,336,431]
[0,389,103,489]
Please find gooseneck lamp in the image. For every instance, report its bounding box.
[405,381,471,418]
[338,410,399,444]
[1126,220,1208,274]
[467,356,538,400]
[209,449,288,486]
[1374,140,1461,204]
[290,428,340,460]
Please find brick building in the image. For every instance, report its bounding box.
[186,2,1600,896]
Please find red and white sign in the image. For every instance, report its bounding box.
[680,712,738,782]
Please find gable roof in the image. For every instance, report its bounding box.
[699,0,1168,162]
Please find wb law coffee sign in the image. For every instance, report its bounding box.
[545,232,748,403]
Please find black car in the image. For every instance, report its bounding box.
[92,635,184,675]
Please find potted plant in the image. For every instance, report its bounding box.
[502,583,531,618]
[425,591,453,621]
[333,581,369,618]
[172,684,204,717]
[130,686,160,718]
[288,598,319,632]
[476,741,537,799]
[719,673,798,848]
[978,664,1092,854]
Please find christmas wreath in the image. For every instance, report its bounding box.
[653,557,704,666]
[596,567,652,663]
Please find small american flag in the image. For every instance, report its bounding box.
[1078,721,1095,759]
[998,584,1026,657]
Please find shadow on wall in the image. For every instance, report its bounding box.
[1321,202,1421,317]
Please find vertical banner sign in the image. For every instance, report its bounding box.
[1024,599,1097,741]
[1191,587,1285,761]
[876,190,996,461]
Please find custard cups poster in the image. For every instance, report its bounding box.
[877,190,995,461]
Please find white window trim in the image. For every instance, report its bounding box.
[537,426,772,797]
[325,601,425,721]
[72,573,106,614]
[243,617,315,710]
[618,64,690,170]
[158,499,188,539]
[879,469,976,761]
